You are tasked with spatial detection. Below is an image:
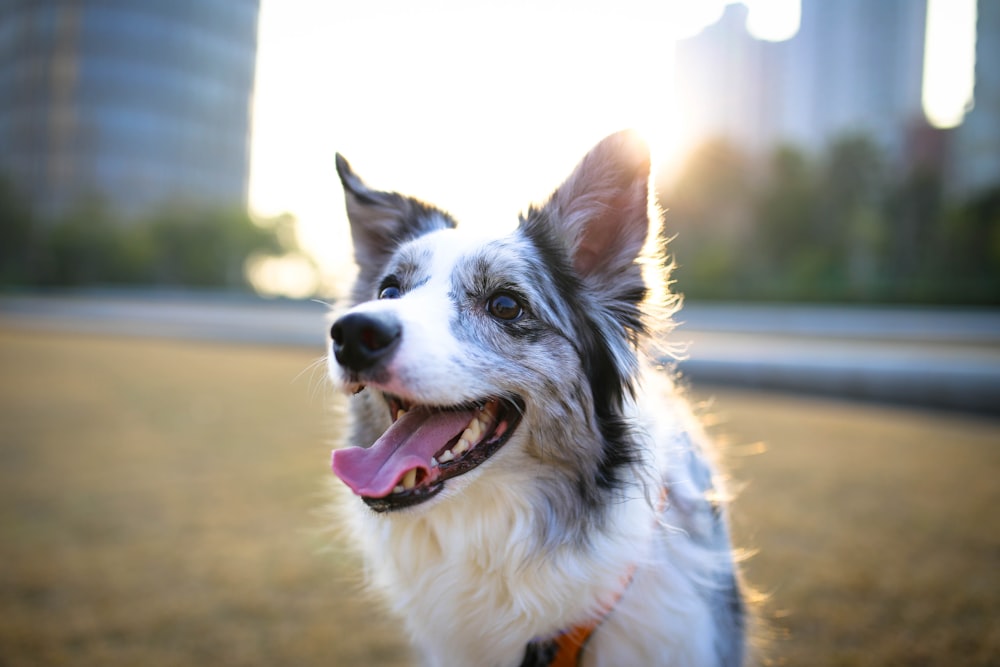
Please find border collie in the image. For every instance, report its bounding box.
[326,131,747,666]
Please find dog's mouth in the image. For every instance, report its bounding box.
[332,394,524,512]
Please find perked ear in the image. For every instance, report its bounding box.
[533,130,652,284]
[335,154,454,269]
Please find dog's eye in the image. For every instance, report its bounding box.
[487,292,523,321]
[378,284,401,300]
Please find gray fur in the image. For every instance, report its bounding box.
[335,153,456,305]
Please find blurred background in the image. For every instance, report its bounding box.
[1,0,997,304]
[0,1,998,665]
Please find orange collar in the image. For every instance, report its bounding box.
[552,561,639,666]
[521,486,668,667]
[520,562,637,667]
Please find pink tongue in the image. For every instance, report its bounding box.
[331,408,475,497]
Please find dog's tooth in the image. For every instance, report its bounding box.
[393,485,404,494]
[430,456,439,468]
[463,422,480,442]
[401,469,417,490]
[453,438,471,455]
[396,409,407,421]
[439,449,455,463]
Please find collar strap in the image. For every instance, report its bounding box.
[520,485,668,667]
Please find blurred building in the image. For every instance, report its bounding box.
[953,0,1000,195]
[675,0,927,160]
[0,0,260,220]
[673,4,784,157]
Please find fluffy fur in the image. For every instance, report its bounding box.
[326,131,747,666]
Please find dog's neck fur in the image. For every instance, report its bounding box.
[339,367,743,667]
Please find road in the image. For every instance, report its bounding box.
[1,291,998,412]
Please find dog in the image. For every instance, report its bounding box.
[326,131,747,666]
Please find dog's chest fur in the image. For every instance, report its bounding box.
[340,371,741,667]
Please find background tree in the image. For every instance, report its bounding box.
[659,138,755,299]
[750,145,820,298]
[818,134,888,298]
[0,176,37,285]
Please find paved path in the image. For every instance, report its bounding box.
[672,304,1000,413]
[1,292,998,412]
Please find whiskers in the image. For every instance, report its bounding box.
[293,354,335,405]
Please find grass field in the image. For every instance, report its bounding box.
[0,329,997,666]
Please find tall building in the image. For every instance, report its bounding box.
[674,0,927,160]
[0,0,260,219]
[788,0,927,156]
[953,0,1000,195]
[673,4,785,157]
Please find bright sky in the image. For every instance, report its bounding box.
[246,0,974,297]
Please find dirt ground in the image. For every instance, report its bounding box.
[0,329,996,666]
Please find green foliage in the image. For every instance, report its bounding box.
[144,207,283,287]
[40,197,144,286]
[0,179,290,290]
[660,134,1000,304]
[939,185,1000,302]
[663,140,757,299]
[0,177,37,284]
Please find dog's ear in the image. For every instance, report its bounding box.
[335,154,454,269]
[526,130,651,285]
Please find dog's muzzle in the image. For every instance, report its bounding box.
[330,311,401,372]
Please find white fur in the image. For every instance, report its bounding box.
[334,364,740,666]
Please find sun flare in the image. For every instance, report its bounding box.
[249,0,977,298]
[249,2,702,297]
[922,0,977,129]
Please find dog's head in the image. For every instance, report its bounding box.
[328,131,667,515]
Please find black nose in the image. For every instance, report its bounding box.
[330,311,402,372]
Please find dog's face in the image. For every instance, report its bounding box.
[329,131,659,514]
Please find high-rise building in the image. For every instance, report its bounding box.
[789,0,927,156]
[674,0,927,160]
[673,4,785,157]
[0,0,260,219]
[953,0,1000,195]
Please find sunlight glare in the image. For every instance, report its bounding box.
[923,0,977,129]
[248,1,802,297]
[745,0,801,42]
[662,0,726,39]
[246,253,320,300]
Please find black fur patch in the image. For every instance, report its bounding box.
[518,209,646,504]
